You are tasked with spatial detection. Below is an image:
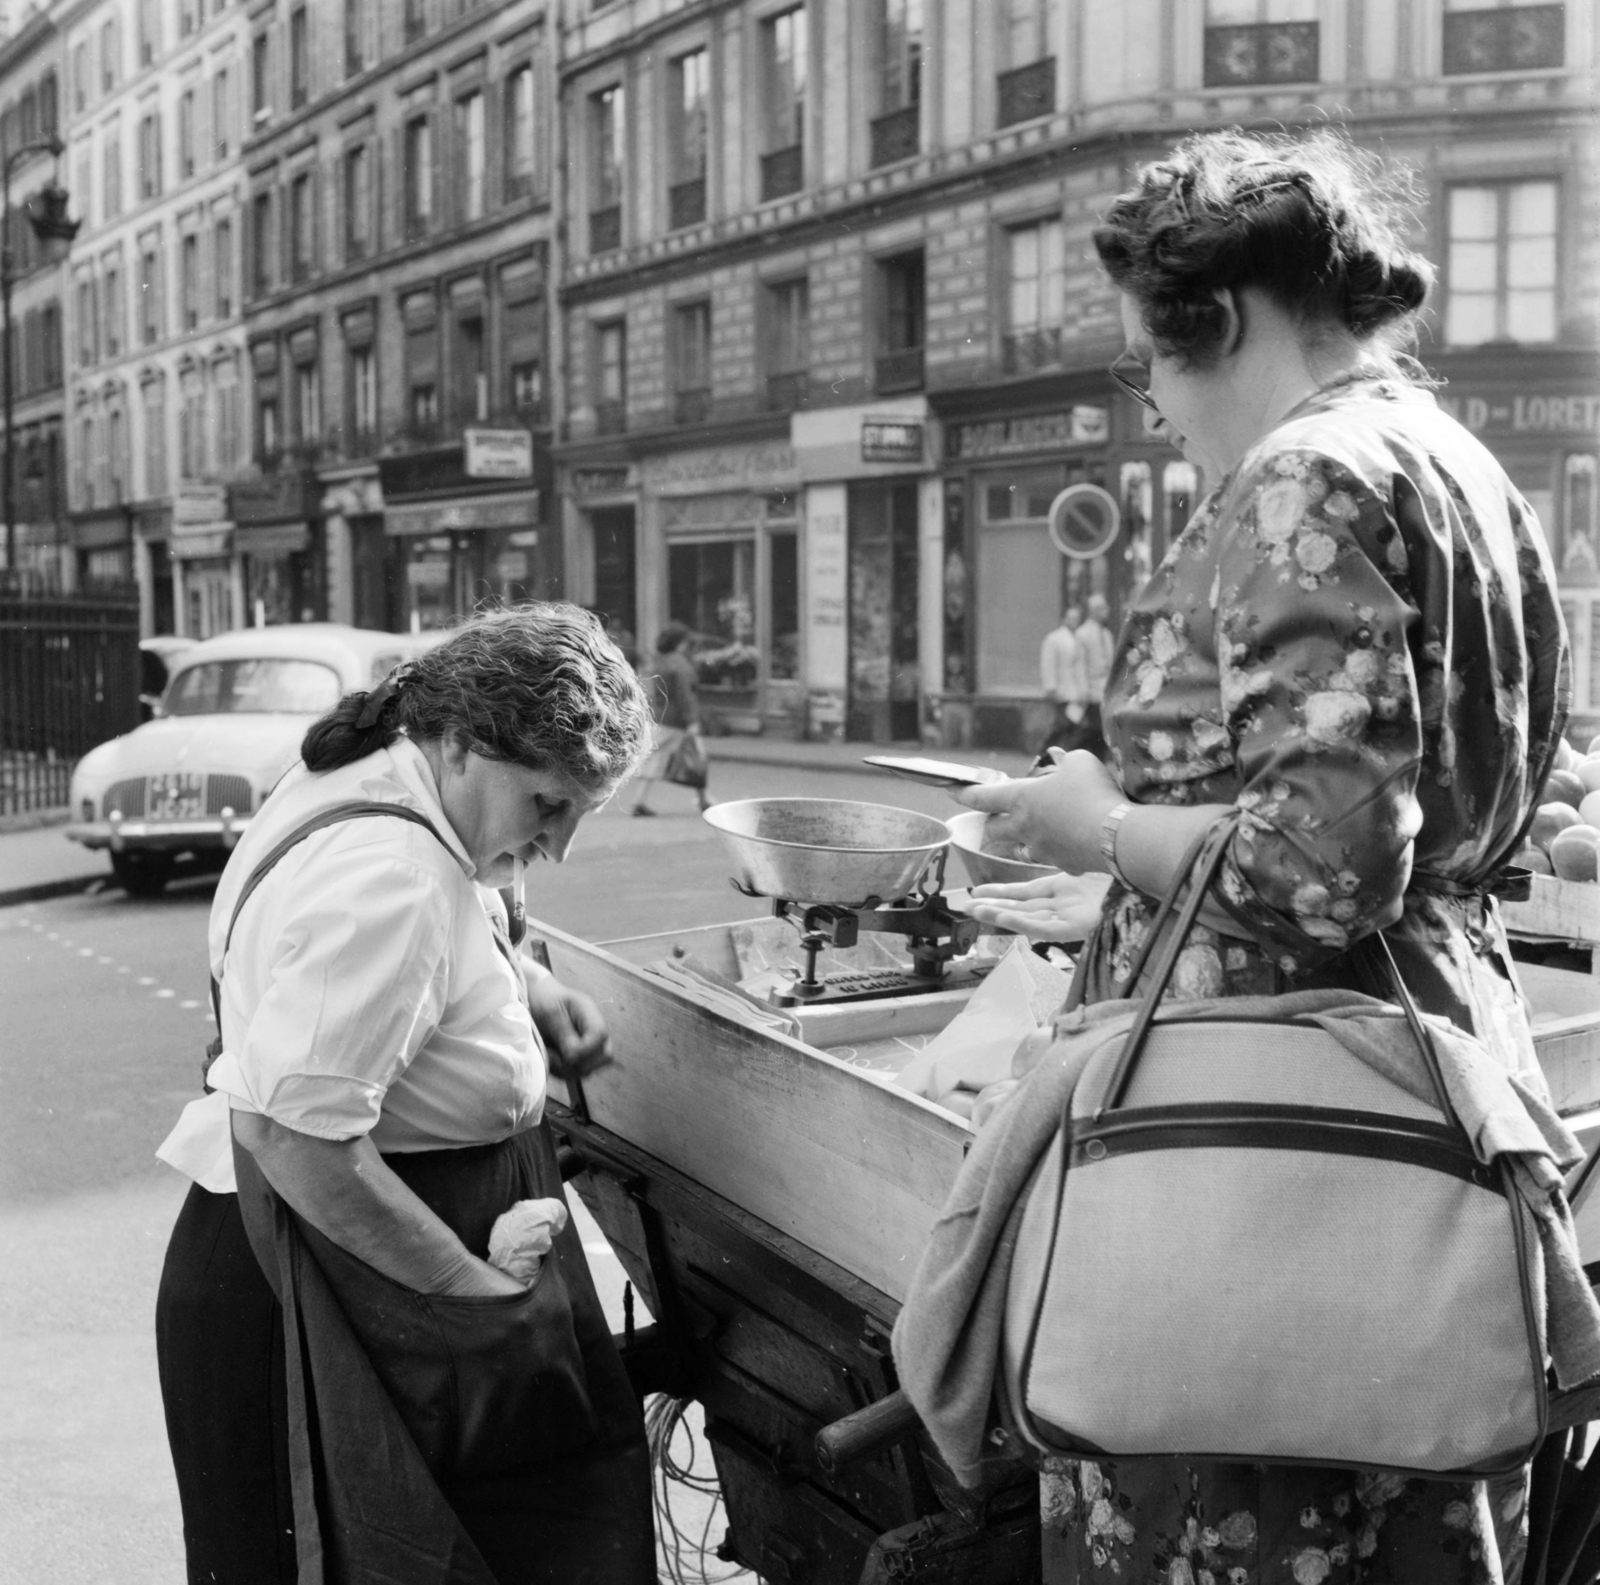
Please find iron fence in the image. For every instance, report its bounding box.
[0,592,141,817]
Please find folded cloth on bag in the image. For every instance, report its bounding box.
[891,987,1600,1489]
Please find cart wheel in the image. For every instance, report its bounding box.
[113,851,174,897]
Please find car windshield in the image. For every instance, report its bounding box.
[165,659,343,716]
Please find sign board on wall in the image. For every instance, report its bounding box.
[385,492,540,537]
[804,483,849,740]
[945,407,1109,460]
[861,419,924,464]
[464,428,534,479]
[1436,391,1600,438]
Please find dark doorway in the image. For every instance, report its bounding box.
[149,542,175,634]
[350,516,404,631]
[847,481,919,742]
[590,505,638,661]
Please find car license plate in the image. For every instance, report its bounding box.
[147,772,204,821]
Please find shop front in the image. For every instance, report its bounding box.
[133,505,175,637]
[377,436,548,632]
[69,507,135,594]
[228,471,326,626]
[170,514,240,639]
[792,399,940,744]
[928,381,1192,752]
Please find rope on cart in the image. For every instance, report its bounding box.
[646,1394,749,1584]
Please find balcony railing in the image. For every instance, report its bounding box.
[1443,5,1563,74]
[760,144,803,203]
[589,204,622,254]
[765,370,810,413]
[1203,21,1319,86]
[674,387,712,426]
[869,104,919,169]
[1002,325,1067,375]
[669,176,707,231]
[996,57,1055,128]
[874,345,924,394]
[595,398,626,436]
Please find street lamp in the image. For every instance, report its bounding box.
[2,134,78,586]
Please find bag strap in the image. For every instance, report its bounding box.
[1093,815,1460,1130]
[208,801,450,1032]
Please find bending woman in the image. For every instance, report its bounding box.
[155,604,656,1584]
[963,130,1567,1584]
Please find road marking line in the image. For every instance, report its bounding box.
[180,1000,200,1009]
[155,988,176,999]
[78,947,94,957]
[137,976,156,986]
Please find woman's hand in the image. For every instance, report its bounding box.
[967,872,1113,942]
[525,974,615,1079]
[956,750,1124,875]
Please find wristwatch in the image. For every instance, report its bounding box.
[1098,801,1135,890]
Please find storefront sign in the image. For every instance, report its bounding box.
[384,491,540,537]
[464,427,534,480]
[1436,390,1600,437]
[640,443,797,493]
[230,473,311,525]
[861,419,924,464]
[173,486,229,525]
[571,467,631,496]
[170,528,234,561]
[236,523,311,556]
[494,550,530,581]
[945,407,1109,459]
[803,484,848,740]
[69,511,131,550]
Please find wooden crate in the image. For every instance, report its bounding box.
[1505,874,1600,975]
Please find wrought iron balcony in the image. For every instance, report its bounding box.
[996,57,1055,128]
[1002,325,1066,375]
[1203,22,1318,86]
[674,387,712,426]
[589,204,621,254]
[874,345,924,394]
[765,370,810,413]
[760,144,803,202]
[668,177,706,231]
[595,398,626,436]
[1443,5,1563,74]
[869,104,919,169]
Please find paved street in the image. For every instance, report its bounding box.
[0,757,975,1584]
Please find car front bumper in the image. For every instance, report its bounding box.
[65,811,254,852]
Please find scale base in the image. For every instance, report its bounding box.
[769,960,993,1008]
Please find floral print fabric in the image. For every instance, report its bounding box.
[1058,380,1569,1585]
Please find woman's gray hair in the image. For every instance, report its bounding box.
[303,603,653,786]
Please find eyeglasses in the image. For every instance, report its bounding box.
[1109,348,1158,412]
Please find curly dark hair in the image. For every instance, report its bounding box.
[1093,128,1433,367]
[302,603,653,786]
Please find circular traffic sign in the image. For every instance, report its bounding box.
[1047,483,1121,559]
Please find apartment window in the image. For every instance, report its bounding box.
[103,132,122,219]
[101,16,118,92]
[1444,0,1565,74]
[103,265,124,356]
[1203,0,1319,87]
[667,49,708,230]
[344,144,371,259]
[1005,218,1065,370]
[138,112,162,199]
[76,275,97,365]
[251,31,270,120]
[456,91,485,222]
[79,415,97,509]
[108,408,126,503]
[288,173,314,281]
[214,217,233,318]
[347,343,376,452]
[1446,180,1558,347]
[215,369,241,472]
[213,68,232,160]
[404,0,427,45]
[138,0,157,65]
[589,86,623,253]
[872,0,922,166]
[760,8,805,200]
[345,0,369,79]
[454,314,486,423]
[502,258,543,420]
[995,0,1054,125]
[877,251,925,393]
[259,395,279,460]
[673,301,712,425]
[180,233,199,329]
[289,7,308,108]
[72,41,88,114]
[1003,0,1047,65]
[179,88,196,179]
[180,375,205,480]
[40,303,61,388]
[140,245,161,345]
[251,191,274,295]
[594,319,625,433]
[179,0,198,39]
[294,359,320,447]
[764,277,809,411]
[39,71,58,138]
[403,116,432,239]
[144,386,166,496]
[504,64,535,201]
[403,292,439,435]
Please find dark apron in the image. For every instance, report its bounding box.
[228,1123,654,1585]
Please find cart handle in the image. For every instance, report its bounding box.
[814,1389,920,1474]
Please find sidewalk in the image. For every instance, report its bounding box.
[0,738,1037,908]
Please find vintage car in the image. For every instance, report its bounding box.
[66,623,441,895]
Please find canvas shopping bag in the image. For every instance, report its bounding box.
[664,731,708,790]
[1000,820,1551,1479]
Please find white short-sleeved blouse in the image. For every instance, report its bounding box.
[157,737,545,1193]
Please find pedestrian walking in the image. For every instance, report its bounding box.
[632,621,712,816]
[962,126,1568,1583]
[154,604,657,1585]
[1035,604,1091,762]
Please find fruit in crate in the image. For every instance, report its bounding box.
[1545,769,1587,809]
[1531,803,1583,851]
[1517,844,1555,876]
[1579,759,1600,795]
[1549,826,1600,883]
[1556,738,1583,773]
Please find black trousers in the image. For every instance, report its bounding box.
[156,1126,654,1585]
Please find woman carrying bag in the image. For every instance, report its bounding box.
[632,622,711,816]
[958,130,1569,1584]
[155,605,657,1585]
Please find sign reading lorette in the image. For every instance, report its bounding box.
[464,427,535,479]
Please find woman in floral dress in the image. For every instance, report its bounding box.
[961,129,1569,1585]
